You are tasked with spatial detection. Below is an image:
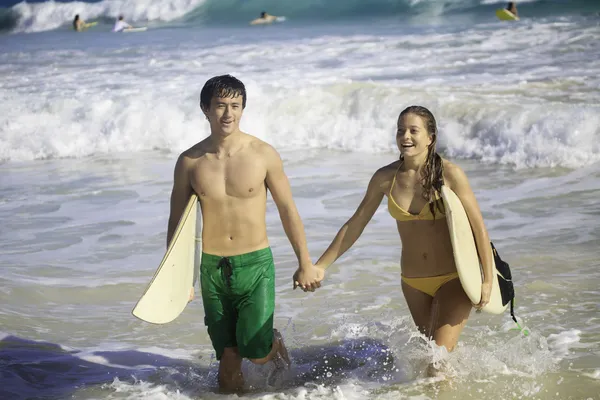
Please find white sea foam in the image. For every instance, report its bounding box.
[546,329,582,358]
[1,78,598,168]
[2,18,598,168]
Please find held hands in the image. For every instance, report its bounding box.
[293,262,325,292]
[475,280,492,310]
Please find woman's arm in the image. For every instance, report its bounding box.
[445,161,494,308]
[316,168,387,269]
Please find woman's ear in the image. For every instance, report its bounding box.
[427,133,435,147]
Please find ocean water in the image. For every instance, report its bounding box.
[1,0,600,399]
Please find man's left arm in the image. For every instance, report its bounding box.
[263,145,323,291]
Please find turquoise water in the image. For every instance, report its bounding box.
[2,0,599,33]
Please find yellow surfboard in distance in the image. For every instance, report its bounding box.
[84,22,98,28]
[496,9,519,21]
[441,186,508,315]
[132,194,201,324]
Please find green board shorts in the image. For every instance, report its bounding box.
[200,247,275,360]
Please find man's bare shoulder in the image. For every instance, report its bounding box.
[244,134,280,160]
[178,138,211,163]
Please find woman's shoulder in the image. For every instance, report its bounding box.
[373,159,401,180]
[441,158,469,189]
[367,160,401,195]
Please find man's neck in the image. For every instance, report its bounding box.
[209,130,244,155]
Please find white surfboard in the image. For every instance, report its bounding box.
[123,27,147,33]
[132,194,201,324]
[441,186,507,314]
[250,15,285,25]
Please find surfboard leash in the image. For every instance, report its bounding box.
[509,299,529,336]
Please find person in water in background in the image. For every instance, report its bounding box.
[168,75,323,392]
[250,11,278,25]
[506,2,518,17]
[309,106,494,376]
[112,15,132,32]
[72,14,86,31]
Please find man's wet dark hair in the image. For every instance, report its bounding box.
[200,75,247,110]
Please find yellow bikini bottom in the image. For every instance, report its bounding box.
[401,272,459,297]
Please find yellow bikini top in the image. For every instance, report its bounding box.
[387,164,445,221]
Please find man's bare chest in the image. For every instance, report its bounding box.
[192,157,266,200]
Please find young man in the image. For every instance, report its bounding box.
[112,15,132,32]
[167,75,323,392]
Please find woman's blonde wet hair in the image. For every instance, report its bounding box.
[399,105,444,218]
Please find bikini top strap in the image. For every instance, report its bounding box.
[389,160,404,195]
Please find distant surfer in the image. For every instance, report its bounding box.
[72,14,85,31]
[250,11,279,25]
[312,106,494,377]
[506,2,518,18]
[112,15,132,32]
[73,14,96,31]
[168,75,322,392]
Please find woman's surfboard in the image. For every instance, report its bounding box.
[496,9,519,21]
[441,186,507,314]
[132,194,201,324]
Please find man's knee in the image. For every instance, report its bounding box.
[247,343,275,365]
[222,348,241,360]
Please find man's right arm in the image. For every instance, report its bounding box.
[166,153,193,247]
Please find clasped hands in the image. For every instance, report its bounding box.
[292,262,325,292]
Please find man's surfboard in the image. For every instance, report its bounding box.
[496,9,519,21]
[441,186,507,314]
[132,194,201,324]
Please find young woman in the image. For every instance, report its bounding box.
[312,106,494,355]
[73,15,85,31]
